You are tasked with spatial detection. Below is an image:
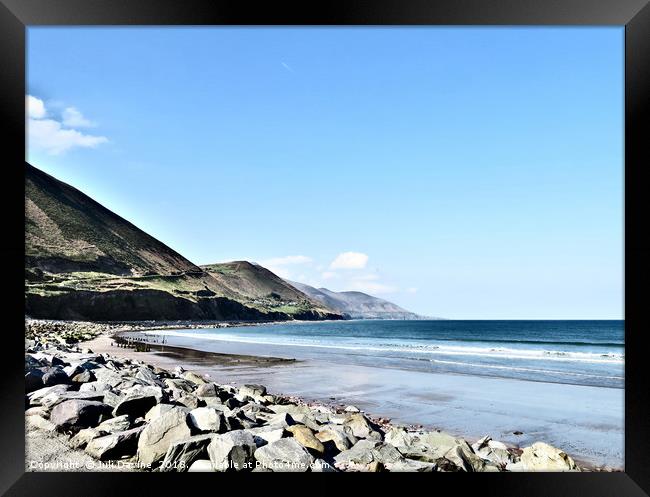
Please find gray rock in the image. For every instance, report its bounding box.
[334,439,381,468]
[69,427,106,449]
[25,370,45,393]
[239,384,266,398]
[254,438,314,472]
[137,407,192,466]
[71,370,96,383]
[188,407,225,433]
[315,425,356,451]
[42,367,69,387]
[195,383,219,397]
[248,427,286,446]
[96,414,131,433]
[265,412,295,429]
[384,426,413,447]
[86,426,144,461]
[145,403,175,422]
[27,384,70,406]
[518,442,579,471]
[178,394,204,409]
[42,390,105,409]
[113,394,158,419]
[182,371,207,385]
[79,381,111,393]
[343,413,381,440]
[208,430,257,471]
[160,434,215,472]
[50,399,112,432]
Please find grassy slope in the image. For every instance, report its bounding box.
[25,163,341,321]
[202,261,336,316]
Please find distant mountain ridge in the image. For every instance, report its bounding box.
[287,280,430,320]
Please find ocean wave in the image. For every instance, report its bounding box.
[428,358,624,380]
[143,329,624,365]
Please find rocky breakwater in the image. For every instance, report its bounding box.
[25,340,582,472]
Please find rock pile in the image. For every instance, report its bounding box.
[25,339,582,472]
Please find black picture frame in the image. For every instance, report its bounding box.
[1,0,648,494]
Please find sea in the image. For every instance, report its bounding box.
[143,320,624,389]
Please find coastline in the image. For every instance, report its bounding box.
[24,319,621,472]
[86,331,619,471]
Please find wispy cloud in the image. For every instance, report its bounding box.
[260,254,312,280]
[62,106,96,128]
[27,95,108,155]
[330,251,368,270]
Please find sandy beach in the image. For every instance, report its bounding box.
[83,332,623,470]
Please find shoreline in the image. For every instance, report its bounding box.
[25,319,620,472]
[85,332,616,471]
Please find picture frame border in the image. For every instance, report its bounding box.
[1,0,647,494]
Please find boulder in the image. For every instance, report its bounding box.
[86,426,144,461]
[286,425,325,455]
[316,425,356,452]
[344,405,361,413]
[208,430,257,471]
[384,426,413,448]
[71,370,96,383]
[239,384,266,398]
[145,403,175,422]
[50,399,112,432]
[79,382,111,393]
[343,413,381,439]
[160,434,215,472]
[96,414,131,433]
[333,439,380,469]
[182,371,207,385]
[178,394,205,410]
[195,383,219,398]
[113,394,158,419]
[25,370,45,393]
[27,384,70,406]
[188,407,225,433]
[41,367,69,387]
[518,442,579,471]
[137,407,192,466]
[254,438,314,472]
[69,427,105,449]
[248,427,286,446]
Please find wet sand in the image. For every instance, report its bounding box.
[83,333,623,470]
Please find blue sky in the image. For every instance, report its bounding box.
[26,27,624,319]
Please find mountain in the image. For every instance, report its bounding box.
[24,162,342,322]
[201,261,337,318]
[287,280,428,320]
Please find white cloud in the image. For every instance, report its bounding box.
[27,95,108,156]
[321,271,339,280]
[259,255,312,281]
[330,252,368,270]
[62,107,95,128]
[26,95,46,119]
[29,118,108,156]
[406,287,418,294]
